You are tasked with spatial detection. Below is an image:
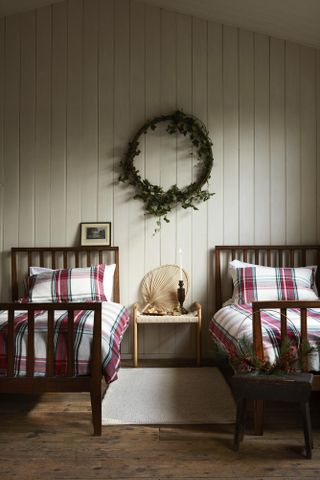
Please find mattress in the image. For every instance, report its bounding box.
[209,304,320,370]
[0,301,129,383]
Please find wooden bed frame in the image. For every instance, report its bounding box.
[0,246,120,435]
[215,245,320,435]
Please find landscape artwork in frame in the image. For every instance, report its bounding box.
[80,222,111,246]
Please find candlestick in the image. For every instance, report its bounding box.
[177,279,188,314]
[179,248,183,281]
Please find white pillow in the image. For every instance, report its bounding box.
[29,263,116,301]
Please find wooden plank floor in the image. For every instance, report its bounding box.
[1,376,320,479]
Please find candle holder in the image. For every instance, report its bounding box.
[177,280,188,314]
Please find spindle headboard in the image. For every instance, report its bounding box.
[11,246,120,302]
[215,245,320,311]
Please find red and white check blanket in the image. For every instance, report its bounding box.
[0,302,129,383]
[209,304,320,370]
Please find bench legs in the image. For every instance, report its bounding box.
[253,399,265,436]
[90,385,102,436]
[301,402,313,459]
[235,398,313,459]
[234,398,264,450]
[234,399,247,451]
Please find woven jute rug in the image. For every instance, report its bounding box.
[102,367,236,425]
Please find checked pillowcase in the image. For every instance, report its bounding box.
[229,264,318,305]
[26,264,107,303]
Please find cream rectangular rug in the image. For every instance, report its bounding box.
[102,367,236,425]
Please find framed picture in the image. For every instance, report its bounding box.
[80,222,111,246]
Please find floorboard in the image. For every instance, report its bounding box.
[1,367,320,479]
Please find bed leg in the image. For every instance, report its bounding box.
[90,385,102,436]
[253,399,264,436]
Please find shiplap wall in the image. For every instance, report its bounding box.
[0,0,320,358]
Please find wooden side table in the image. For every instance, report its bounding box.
[132,303,202,367]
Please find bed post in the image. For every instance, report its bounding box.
[114,248,120,303]
[252,304,264,362]
[252,304,265,436]
[11,249,18,301]
[90,303,102,435]
[215,247,222,311]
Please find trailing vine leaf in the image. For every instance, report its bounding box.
[119,110,214,233]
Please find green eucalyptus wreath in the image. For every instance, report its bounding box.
[119,110,214,231]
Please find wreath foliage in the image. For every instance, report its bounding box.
[119,110,214,230]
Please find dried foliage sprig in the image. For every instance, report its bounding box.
[213,335,314,375]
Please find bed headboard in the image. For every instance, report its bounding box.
[11,246,120,303]
[215,245,320,311]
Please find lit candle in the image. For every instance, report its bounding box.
[179,248,183,281]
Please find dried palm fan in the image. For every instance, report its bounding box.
[140,264,189,313]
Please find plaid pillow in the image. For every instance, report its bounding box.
[28,264,116,301]
[27,265,107,303]
[230,265,318,304]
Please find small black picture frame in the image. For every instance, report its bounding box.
[80,222,111,246]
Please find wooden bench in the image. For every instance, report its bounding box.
[231,373,314,458]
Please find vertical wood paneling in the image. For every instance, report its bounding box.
[51,1,67,246]
[223,26,238,244]
[270,38,286,244]
[35,6,51,246]
[1,0,320,357]
[254,33,270,244]
[300,46,317,243]
[207,21,223,352]
[176,13,192,286]
[129,0,145,352]
[82,0,98,222]
[159,9,177,355]
[3,15,20,299]
[143,4,161,356]
[239,30,254,244]
[113,0,130,351]
[176,13,193,355]
[192,16,208,352]
[98,0,114,224]
[0,18,4,296]
[144,4,161,274]
[160,10,177,268]
[66,0,83,245]
[19,11,36,246]
[317,50,320,243]
[286,42,301,244]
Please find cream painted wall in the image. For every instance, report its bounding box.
[0,0,320,358]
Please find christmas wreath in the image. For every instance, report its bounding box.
[119,110,214,231]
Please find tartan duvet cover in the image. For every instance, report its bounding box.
[0,301,129,383]
[209,304,320,370]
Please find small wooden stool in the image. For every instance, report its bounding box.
[231,373,314,459]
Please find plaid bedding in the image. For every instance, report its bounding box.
[0,301,129,383]
[229,265,317,304]
[209,304,320,370]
